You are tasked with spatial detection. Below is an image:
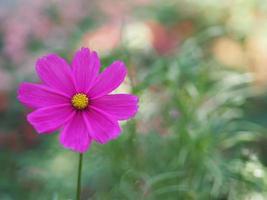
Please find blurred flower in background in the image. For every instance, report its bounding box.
[1,0,267,199]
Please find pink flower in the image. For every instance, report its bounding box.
[17,48,139,153]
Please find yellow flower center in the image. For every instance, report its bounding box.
[71,93,89,110]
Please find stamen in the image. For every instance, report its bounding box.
[71,93,89,110]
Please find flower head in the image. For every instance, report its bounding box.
[17,48,139,153]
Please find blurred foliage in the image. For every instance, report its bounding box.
[1,0,267,200]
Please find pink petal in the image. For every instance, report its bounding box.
[17,82,69,109]
[59,113,92,153]
[89,61,127,99]
[72,48,100,93]
[36,54,75,96]
[83,107,121,144]
[27,104,75,134]
[91,94,139,120]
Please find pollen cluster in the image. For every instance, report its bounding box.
[71,93,89,110]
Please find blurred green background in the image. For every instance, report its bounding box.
[1,0,267,199]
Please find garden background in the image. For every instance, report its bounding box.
[1,0,267,199]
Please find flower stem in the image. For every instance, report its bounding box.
[76,153,83,200]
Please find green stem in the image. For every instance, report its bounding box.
[76,153,83,200]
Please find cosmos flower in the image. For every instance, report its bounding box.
[17,48,138,153]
